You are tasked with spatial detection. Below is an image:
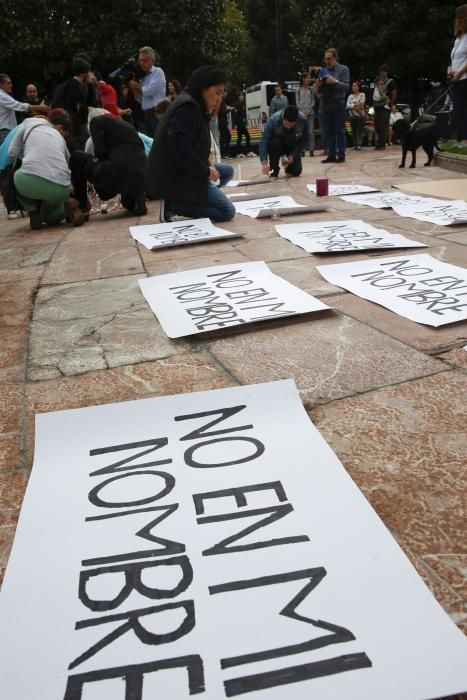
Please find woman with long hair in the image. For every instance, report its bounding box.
[346,80,366,150]
[145,65,235,222]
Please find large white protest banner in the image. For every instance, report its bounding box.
[139,262,329,337]
[275,220,427,253]
[1,379,467,700]
[391,198,467,226]
[340,192,426,209]
[234,196,306,218]
[307,184,378,196]
[129,219,240,250]
[318,253,467,326]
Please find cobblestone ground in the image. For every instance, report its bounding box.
[0,146,466,697]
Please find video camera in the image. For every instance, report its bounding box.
[108,53,140,82]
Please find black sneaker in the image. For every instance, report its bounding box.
[269,170,279,178]
[321,157,336,163]
[159,200,174,223]
[336,157,346,163]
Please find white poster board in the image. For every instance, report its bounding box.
[275,220,428,253]
[234,196,305,218]
[1,379,467,700]
[318,253,467,326]
[340,192,426,209]
[391,198,467,226]
[226,178,271,187]
[139,261,329,337]
[307,184,378,196]
[129,219,240,250]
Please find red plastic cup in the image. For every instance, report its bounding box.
[316,177,329,196]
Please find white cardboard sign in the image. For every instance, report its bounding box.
[318,253,467,326]
[226,178,271,187]
[129,219,240,250]
[340,192,426,209]
[1,379,466,700]
[391,198,467,226]
[307,184,378,196]
[234,196,305,218]
[275,220,428,253]
[139,262,329,337]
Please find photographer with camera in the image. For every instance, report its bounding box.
[128,46,166,137]
[316,48,350,163]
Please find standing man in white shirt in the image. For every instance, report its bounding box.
[128,46,166,137]
[0,74,49,145]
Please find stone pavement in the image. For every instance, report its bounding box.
[0,147,466,694]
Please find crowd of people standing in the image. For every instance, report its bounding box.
[0,3,466,229]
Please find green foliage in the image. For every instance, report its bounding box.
[0,0,229,91]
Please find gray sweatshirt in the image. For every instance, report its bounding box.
[8,117,71,186]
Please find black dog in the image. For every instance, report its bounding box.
[392,119,439,168]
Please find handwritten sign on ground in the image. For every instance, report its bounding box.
[307,184,378,196]
[226,178,271,187]
[129,219,240,250]
[391,198,467,226]
[318,253,467,326]
[340,192,426,209]
[275,220,428,253]
[1,379,467,700]
[139,261,329,337]
[234,196,305,218]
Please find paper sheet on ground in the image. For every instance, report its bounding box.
[234,196,305,218]
[394,178,467,200]
[318,253,467,326]
[307,183,378,196]
[340,191,427,208]
[391,198,467,225]
[226,177,271,187]
[129,219,240,250]
[275,220,428,253]
[1,378,467,700]
[139,261,329,337]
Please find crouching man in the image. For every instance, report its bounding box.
[260,105,309,178]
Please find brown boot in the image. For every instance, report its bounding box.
[64,197,86,227]
[28,210,42,230]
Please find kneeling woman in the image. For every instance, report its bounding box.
[8,109,83,228]
[145,66,235,222]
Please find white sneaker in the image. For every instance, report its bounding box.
[247,152,256,157]
[237,153,246,158]
[7,210,22,219]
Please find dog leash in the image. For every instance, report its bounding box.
[409,86,452,130]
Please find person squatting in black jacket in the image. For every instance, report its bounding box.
[145,65,235,222]
[70,111,147,215]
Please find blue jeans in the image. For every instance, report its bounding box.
[306,115,315,152]
[169,163,235,221]
[323,100,346,159]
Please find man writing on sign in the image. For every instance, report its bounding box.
[129,46,166,137]
[259,105,309,178]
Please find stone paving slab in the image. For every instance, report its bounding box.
[438,231,467,246]
[145,250,249,276]
[29,275,190,378]
[206,312,446,408]
[41,239,143,285]
[325,293,467,353]
[0,325,27,369]
[0,278,39,326]
[24,352,235,463]
[267,253,369,297]
[309,371,467,627]
[437,347,467,370]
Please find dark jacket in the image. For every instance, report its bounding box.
[90,115,146,195]
[259,109,309,161]
[145,92,211,202]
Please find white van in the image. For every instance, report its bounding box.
[245,81,298,129]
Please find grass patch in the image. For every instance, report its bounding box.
[439,139,467,156]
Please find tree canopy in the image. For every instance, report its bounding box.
[0,0,458,100]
